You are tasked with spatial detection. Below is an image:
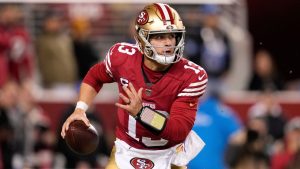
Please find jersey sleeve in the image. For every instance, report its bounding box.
[159,63,208,143]
[177,66,208,99]
[83,43,130,92]
[159,96,199,143]
[83,62,114,92]
[103,43,132,78]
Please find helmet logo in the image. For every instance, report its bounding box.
[136,10,149,25]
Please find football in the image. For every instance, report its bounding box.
[65,120,99,155]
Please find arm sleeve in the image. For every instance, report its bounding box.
[159,97,199,143]
[159,65,208,143]
[83,62,114,92]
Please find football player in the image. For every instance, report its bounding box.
[61,3,208,169]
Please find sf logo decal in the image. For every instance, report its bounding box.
[136,10,149,25]
[130,157,154,169]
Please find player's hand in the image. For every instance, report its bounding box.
[61,109,90,138]
[115,83,143,117]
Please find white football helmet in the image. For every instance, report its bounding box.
[135,3,185,65]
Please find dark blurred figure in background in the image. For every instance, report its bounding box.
[248,49,284,91]
[189,92,246,169]
[233,89,287,169]
[0,5,13,87]
[237,119,270,169]
[1,80,56,169]
[0,80,18,169]
[36,9,78,88]
[185,5,231,95]
[0,4,34,86]
[56,105,110,169]
[231,112,270,169]
[248,89,286,142]
[70,17,99,81]
[271,117,300,169]
[17,80,56,169]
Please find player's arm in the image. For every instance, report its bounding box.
[61,62,114,138]
[61,42,126,138]
[140,67,207,144]
[118,65,207,144]
[158,97,199,143]
[140,66,207,143]
[123,96,198,137]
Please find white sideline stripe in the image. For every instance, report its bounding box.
[178,90,205,97]
[189,79,208,87]
[183,85,206,92]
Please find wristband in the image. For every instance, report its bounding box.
[135,106,167,133]
[75,101,88,111]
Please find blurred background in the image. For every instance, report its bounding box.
[0,0,300,169]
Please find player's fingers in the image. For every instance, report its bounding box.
[65,119,72,131]
[61,131,65,138]
[81,117,91,127]
[119,93,130,104]
[122,85,134,99]
[129,83,138,96]
[115,102,129,110]
[61,121,70,138]
[61,128,65,138]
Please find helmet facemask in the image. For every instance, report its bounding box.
[137,28,185,65]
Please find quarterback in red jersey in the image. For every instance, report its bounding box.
[61,3,207,169]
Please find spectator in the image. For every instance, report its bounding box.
[231,114,271,169]
[271,117,300,169]
[36,9,78,88]
[185,5,232,95]
[0,5,11,87]
[248,49,284,91]
[0,80,19,169]
[17,80,56,169]
[189,92,246,169]
[0,4,34,86]
[70,17,99,81]
[248,89,286,141]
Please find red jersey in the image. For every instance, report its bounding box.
[83,42,208,149]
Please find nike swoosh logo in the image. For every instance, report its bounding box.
[198,74,205,80]
[189,103,196,107]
